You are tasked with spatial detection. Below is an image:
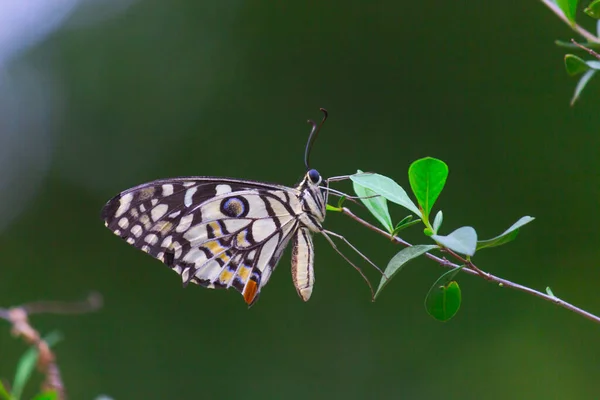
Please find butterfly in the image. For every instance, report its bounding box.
[101,109,377,306]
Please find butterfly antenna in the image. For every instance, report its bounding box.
[304,108,328,170]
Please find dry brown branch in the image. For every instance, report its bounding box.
[0,292,103,399]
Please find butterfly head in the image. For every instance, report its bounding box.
[307,168,322,186]
[296,168,327,227]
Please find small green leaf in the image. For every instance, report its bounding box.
[350,172,420,216]
[375,245,438,299]
[12,331,62,400]
[585,0,600,18]
[432,210,443,233]
[394,215,413,230]
[408,158,448,222]
[425,266,465,321]
[556,0,578,24]
[571,69,596,105]
[555,40,600,49]
[392,215,421,235]
[326,204,341,212]
[546,286,556,297]
[32,391,58,400]
[0,381,11,400]
[476,216,535,250]
[565,54,590,76]
[431,226,477,256]
[353,170,394,233]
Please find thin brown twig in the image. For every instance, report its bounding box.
[0,293,103,399]
[20,292,103,315]
[340,207,600,325]
[571,39,600,60]
[442,248,491,279]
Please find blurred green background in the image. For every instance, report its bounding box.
[1,1,599,399]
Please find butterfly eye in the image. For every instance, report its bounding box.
[307,169,321,184]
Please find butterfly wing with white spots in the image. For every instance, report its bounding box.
[102,173,327,305]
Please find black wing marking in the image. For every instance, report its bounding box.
[101,177,301,304]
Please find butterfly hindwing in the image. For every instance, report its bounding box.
[102,177,305,304]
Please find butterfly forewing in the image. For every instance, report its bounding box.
[101,176,322,305]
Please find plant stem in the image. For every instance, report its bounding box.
[571,39,600,60]
[0,293,103,400]
[340,207,600,325]
[540,0,600,43]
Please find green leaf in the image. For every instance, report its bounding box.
[555,40,600,49]
[571,69,596,105]
[32,391,58,400]
[12,331,62,400]
[431,226,477,256]
[556,0,578,24]
[476,216,535,250]
[353,170,394,233]
[375,245,438,299]
[394,215,413,230]
[585,0,600,18]
[432,210,443,233]
[565,55,600,76]
[546,286,556,297]
[408,158,448,222]
[0,381,11,400]
[425,265,465,321]
[392,215,422,235]
[350,172,421,216]
[565,54,590,76]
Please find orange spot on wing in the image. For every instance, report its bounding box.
[236,231,249,246]
[205,240,225,254]
[237,265,251,281]
[207,221,222,236]
[219,268,234,284]
[243,280,258,305]
[218,252,231,263]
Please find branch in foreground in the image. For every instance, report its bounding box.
[540,0,600,43]
[571,39,600,60]
[0,292,103,399]
[341,206,600,325]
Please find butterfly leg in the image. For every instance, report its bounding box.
[321,229,384,275]
[320,230,380,301]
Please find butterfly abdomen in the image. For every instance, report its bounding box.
[291,226,315,301]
